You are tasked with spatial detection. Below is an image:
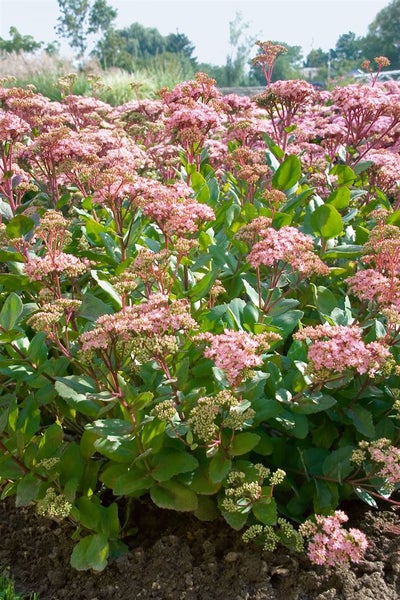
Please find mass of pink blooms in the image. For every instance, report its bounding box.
[247,224,329,278]
[2,70,400,214]
[302,511,368,567]
[197,329,281,387]
[80,293,197,353]
[294,323,390,376]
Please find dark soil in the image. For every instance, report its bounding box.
[1,497,400,600]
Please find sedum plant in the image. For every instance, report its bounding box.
[0,47,399,571]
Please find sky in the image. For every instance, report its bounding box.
[0,0,391,65]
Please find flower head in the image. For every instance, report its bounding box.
[247,224,329,277]
[300,511,368,567]
[196,329,280,387]
[294,323,390,377]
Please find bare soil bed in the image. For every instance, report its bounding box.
[1,498,400,600]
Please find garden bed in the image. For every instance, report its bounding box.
[1,498,400,600]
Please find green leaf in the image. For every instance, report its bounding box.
[76,496,101,531]
[5,215,35,238]
[90,270,122,308]
[251,396,283,425]
[16,473,41,507]
[0,329,24,343]
[94,437,138,463]
[99,502,121,538]
[272,155,301,191]
[151,448,199,482]
[229,432,261,456]
[271,309,303,340]
[353,160,374,175]
[79,293,113,321]
[0,455,25,479]
[194,495,219,521]
[37,423,64,459]
[0,273,34,291]
[140,419,165,451]
[252,497,277,525]
[301,447,330,476]
[322,446,354,483]
[322,244,362,260]
[150,480,198,511]
[0,293,23,330]
[190,171,210,203]
[100,463,145,491]
[253,430,273,455]
[292,392,337,415]
[188,467,221,495]
[346,405,375,438]
[70,534,109,572]
[275,410,309,439]
[354,486,378,508]
[330,164,356,186]
[79,430,98,459]
[55,376,100,417]
[222,510,248,530]
[209,452,232,483]
[132,391,154,411]
[28,332,48,364]
[312,284,338,317]
[59,443,85,486]
[113,471,154,496]
[0,249,24,262]
[326,188,350,209]
[313,479,339,512]
[189,271,219,302]
[310,204,343,239]
[84,218,109,244]
[85,419,133,438]
[387,210,400,227]
[262,133,284,160]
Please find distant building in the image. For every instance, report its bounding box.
[301,67,320,81]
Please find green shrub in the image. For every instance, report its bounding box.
[0,63,399,571]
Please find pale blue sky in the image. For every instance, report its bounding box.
[0,0,391,64]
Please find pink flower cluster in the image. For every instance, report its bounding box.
[135,179,215,237]
[302,511,368,567]
[294,323,390,376]
[80,293,197,353]
[165,104,221,141]
[247,224,329,277]
[364,149,400,195]
[197,329,280,387]
[159,72,221,108]
[346,224,400,314]
[0,111,31,142]
[345,268,390,304]
[25,252,89,282]
[366,440,400,487]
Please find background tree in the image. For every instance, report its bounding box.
[360,0,400,68]
[0,26,43,54]
[95,22,166,70]
[335,31,363,63]
[304,48,329,69]
[165,32,197,65]
[56,0,117,60]
[94,22,197,75]
[224,12,257,86]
